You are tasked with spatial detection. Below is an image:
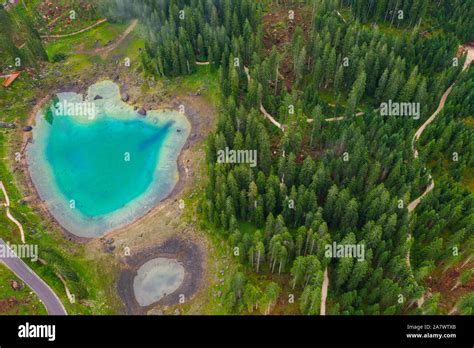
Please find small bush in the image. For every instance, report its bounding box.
[51,53,67,63]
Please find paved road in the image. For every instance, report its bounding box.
[0,239,67,315]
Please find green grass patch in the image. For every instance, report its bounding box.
[45,22,129,66]
[0,73,40,123]
[364,22,408,38]
[164,64,220,106]
[0,263,47,315]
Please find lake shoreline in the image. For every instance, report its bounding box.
[18,78,212,242]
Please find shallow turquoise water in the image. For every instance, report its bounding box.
[46,116,171,217]
[27,81,191,237]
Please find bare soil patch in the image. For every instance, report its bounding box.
[37,0,97,34]
[262,4,313,90]
[0,296,41,315]
[117,237,205,314]
[424,259,474,313]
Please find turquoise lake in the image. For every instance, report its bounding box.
[27,81,191,237]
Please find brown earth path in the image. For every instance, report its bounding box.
[41,18,108,39]
[320,267,329,315]
[93,19,138,59]
[406,44,474,310]
[0,181,25,244]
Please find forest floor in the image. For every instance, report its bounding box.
[36,0,100,36]
[428,259,474,313]
[262,3,312,91]
[260,3,366,118]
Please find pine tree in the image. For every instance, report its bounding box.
[262,282,280,315]
[291,256,306,289]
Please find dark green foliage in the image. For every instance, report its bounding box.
[103,0,474,315]
[101,0,262,77]
[345,0,474,42]
[51,52,67,63]
[0,7,49,69]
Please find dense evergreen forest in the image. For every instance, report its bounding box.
[0,5,48,69]
[345,0,474,42]
[100,0,262,77]
[80,0,474,314]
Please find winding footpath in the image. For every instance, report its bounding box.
[406,44,474,309]
[320,268,329,315]
[56,272,75,304]
[19,19,108,48]
[196,61,362,132]
[0,181,25,243]
[243,66,284,131]
[407,175,434,214]
[409,45,474,212]
[41,18,108,39]
[411,85,455,161]
[94,19,138,59]
[243,66,367,129]
[241,64,331,314]
[234,63,335,313]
